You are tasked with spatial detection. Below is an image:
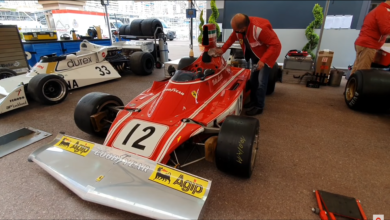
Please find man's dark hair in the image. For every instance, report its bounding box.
[236,14,250,29]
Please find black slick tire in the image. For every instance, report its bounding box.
[215,115,260,178]
[0,67,17,79]
[74,92,123,137]
[177,57,198,70]
[141,19,163,37]
[27,74,68,105]
[344,70,390,111]
[119,25,127,35]
[129,52,155,75]
[129,19,144,36]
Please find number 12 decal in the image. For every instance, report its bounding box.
[113,120,168,158]
[122,124,156,150]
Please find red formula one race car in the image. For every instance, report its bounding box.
[28,24,260,219]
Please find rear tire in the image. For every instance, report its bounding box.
[74,92,123,137]
[27,74,68,105]
[344,70,390,111]
[215,115,260,178]
[129,52,155,75]
[0,67,17,79]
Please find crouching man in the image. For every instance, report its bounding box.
[215,13,282,116]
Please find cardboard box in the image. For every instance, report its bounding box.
[316,50,334,75]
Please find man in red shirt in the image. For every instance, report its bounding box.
[351,1,390,75]
[215,14,281,116]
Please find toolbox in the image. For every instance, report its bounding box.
[23,31,58,41]
[283,56,313,71]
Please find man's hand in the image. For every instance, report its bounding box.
[257,61,265,70]
[214,48,224,56]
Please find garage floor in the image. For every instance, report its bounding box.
[0,42,389,219]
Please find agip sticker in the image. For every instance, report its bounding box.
[54,136,95,157]
[149,164,209,199]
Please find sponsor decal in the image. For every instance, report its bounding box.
[9,96,25,103]
[149,164,209,199]
[67,57,92,68]
[67,80,79,90]
[191,90,199,104]
[236,136,246,164]
[239,39,243,45]
[94,149,150,172]
[37,65,44,69]
[1,61,21,68]
[102,52,106,58]
[96,175,104,182]
[374,215,384,220]
[164,88,184,96]
[54,136,94,157]
[212,74,223,86]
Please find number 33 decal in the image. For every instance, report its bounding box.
[96,65,111,76]
[113,120,168,158]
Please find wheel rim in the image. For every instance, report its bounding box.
[250,134,259,172]
[345,78,356,101]
[94,100,122,132]
[42,79,67,101]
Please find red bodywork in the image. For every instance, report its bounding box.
[374,48,390,67]
[103,24,251,164]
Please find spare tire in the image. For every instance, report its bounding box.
[0,67,17,80]
[124,25,131,35]
[129,52,155,75]
[344,69,390,111]
[129,19,144,36]
[119,25,127,35]
[141,18,163,37]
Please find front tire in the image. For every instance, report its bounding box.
[74,92,123,137]
[27,74,68,105]
[215,115,260,178]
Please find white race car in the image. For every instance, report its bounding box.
[0,40,155,114]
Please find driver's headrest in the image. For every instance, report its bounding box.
[202,24,217,49]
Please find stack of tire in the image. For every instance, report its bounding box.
[119,19,164,38]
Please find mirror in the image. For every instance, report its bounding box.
[201,69,215,80]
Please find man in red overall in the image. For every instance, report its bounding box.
[351,1,390,75]
[215,14,281,116]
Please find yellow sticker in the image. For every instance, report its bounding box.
[191,91,197,99]
[177,136,181,143]
[54,136,95,157]
[96,175,104,182]
[149,164,209,199]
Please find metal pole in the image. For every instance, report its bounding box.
[314,0,330,67]
[104,4,113,41]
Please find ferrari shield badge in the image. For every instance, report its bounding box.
[54,136,95,157]
[149,164,209,199]
[239,39,243,45]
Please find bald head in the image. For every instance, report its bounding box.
[231,13,250,33]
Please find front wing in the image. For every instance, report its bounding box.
[0,84,29,114]
[28,133,212,219]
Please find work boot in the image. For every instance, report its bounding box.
[245,107,263,116]
[244,101,255,109]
